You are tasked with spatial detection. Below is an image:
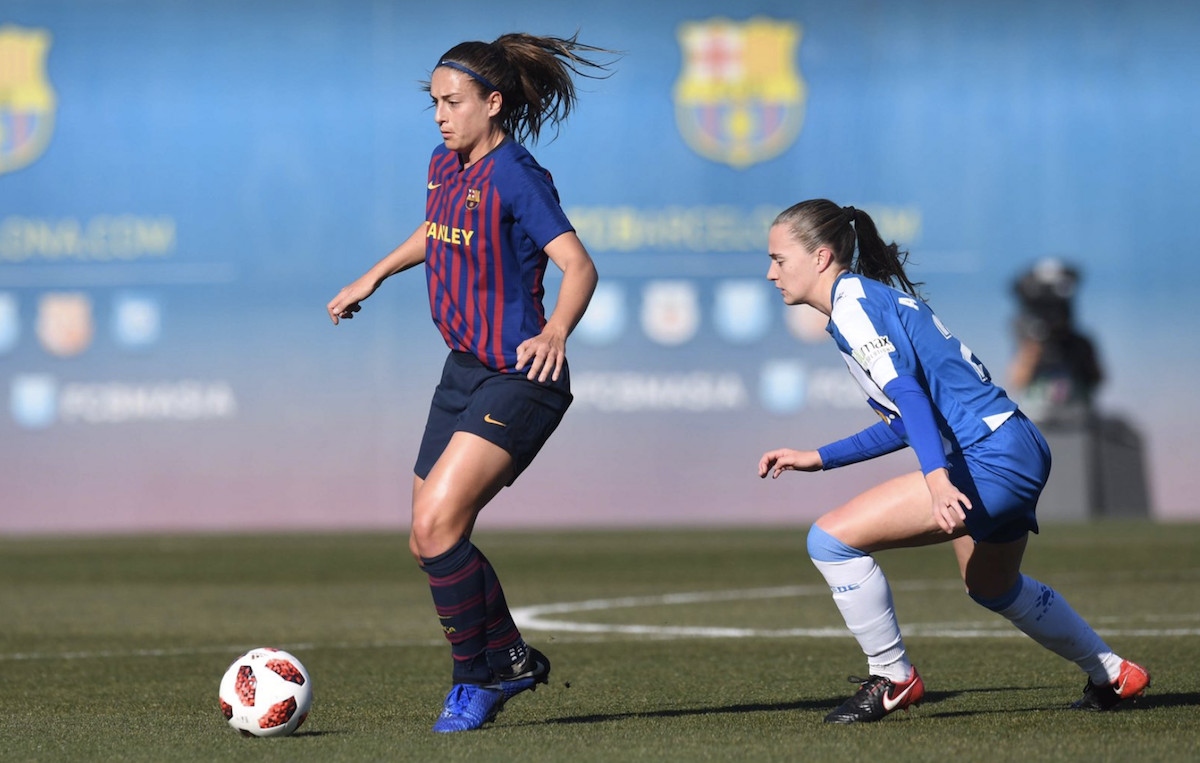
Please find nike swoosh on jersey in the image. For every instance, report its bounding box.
[427,182,441,189]
[483,413,506,427]
[882,681,916,711]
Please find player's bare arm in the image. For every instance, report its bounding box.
[327,224,428,324]
[515,231,598,382]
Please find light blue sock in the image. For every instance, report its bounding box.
[972,574,1120,684]
[808,526,912,682]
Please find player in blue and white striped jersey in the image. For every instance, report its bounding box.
[757,199,1148,723]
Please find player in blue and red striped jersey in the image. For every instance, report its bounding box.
[327,33,614,733]
[757,199,1149,723]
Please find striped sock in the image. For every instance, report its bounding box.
[420,536,491,684]
[478,549,527,675]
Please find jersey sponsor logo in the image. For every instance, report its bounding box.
[425,221,475,246]
[427,182,441,190]
[0,25,56,176]
[673,17,806,169]
[483,413,506,427]
[37,292,93,357]
[465,188,481,210]
[852,335,895,369]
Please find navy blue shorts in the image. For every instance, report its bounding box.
[948,410,1051,543]
[414,351,573,485]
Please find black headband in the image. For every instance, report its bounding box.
[435,60,499,93]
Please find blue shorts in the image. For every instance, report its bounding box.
[415,351,572,485]
[948,410,1051,543]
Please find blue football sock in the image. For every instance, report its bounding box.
[420,536,492,684]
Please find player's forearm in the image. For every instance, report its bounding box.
[367,224,428,285]
[544,256,598,338]
[817,419,906,469]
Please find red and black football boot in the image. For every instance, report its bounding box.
[1070,659,1150,711]
[823,667,925,723]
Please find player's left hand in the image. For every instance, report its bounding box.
[758,448,822,478]
[515,327,567,382]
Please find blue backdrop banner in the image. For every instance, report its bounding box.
[1,1,1197,533]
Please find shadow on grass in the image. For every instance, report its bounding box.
[1120,691,1200,710]
[918,687,1197,718]
[514,686,1198,727]
[528,691,966,727]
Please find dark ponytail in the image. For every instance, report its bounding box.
[772,199,922,297]
[429,32,617,144]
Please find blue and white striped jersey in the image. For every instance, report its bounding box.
[826,273,1017,454]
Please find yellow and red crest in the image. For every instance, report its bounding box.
[674,17,806,169]
[0,25,56,176]
[465,188,481,209]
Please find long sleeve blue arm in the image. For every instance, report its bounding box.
[884,374,949,474]
[818,419,906,470]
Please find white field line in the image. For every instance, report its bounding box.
[4,580,1198,663]
[512,581,1200,639]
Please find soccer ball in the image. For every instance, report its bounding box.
[218,648,312,737]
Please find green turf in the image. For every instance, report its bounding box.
[1,522,1197,761]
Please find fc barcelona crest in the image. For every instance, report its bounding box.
[465,188,480,210]
[0,25,56,176]
[674,17,806,169]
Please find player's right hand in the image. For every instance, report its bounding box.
[326,279,375,324]
[758,448,823,479]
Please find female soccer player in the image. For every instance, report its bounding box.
[757,199,1148,723]
[327,33,611,733]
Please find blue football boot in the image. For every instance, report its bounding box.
[431,683,505,733]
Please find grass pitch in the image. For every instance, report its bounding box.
[1,522,1197,761]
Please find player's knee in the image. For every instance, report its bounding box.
[408,509,446,559]
[410,525,456,561]
[409,500,471,560]
[968,575,1024,612]
[807,524,867,562]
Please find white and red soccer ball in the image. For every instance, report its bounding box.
[219,648,312,737]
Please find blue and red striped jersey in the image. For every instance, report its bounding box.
[424,139,574,371]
